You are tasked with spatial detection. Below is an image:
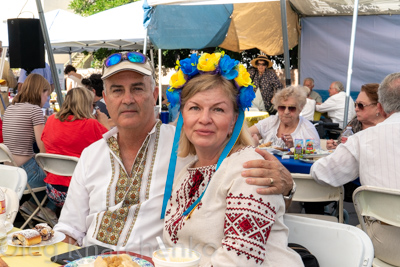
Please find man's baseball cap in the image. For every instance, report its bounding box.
[101,51,154,80]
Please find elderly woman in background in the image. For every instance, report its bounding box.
[2,74,55,219]
[162,53,303,266]
[250,85,320,149]
[327,83,384,149]
[41,87,108,213]
[299,86,316,121]
[248,55,283,115]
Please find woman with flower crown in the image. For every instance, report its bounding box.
[161,53,303,266]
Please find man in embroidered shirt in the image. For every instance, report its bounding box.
[316,81,356,129]
[54,52,294,256]
[311,72,400,266]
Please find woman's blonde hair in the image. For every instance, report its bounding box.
[12,73,50,107]
[272,85,308,110]
[55,87,94,122]
[178,74,254,157]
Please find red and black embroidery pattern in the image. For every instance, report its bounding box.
[164,164,216,244]
[223,193,276,264]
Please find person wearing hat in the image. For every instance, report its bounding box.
[54,51,295,254]
[0,41,17,115]
[249,55,283,115]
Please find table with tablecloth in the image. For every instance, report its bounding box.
[2,228,154,266]
[275,155,313,174]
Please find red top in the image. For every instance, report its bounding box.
[41,114,108,187]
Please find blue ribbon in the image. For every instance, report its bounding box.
[160,113,183,219]
[160,109,245,219]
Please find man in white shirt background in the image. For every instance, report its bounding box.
[311,72,400,266]
[303,77,322,104]
[315,81,356,129]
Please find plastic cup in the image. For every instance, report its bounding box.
[152,247,201,267]
[76,258,95,267]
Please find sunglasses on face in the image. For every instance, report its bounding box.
[104,52,147,68]
[354,102,377,110]
[277,105,297,112]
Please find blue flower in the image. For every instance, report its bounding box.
[238,85,255,110]
[179,53,199,77]
[219,55,239,80]
[166,87,182,108]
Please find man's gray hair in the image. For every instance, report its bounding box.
[304,77,314,86]
[378,72,400,114]
[332,81,344,92]
[103,74,156,95]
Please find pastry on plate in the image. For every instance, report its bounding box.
[12,229,42,246]
[34,223,55,241]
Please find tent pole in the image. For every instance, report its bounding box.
[35,0,63,105]
[343,0,359,127]
[143,28,148,54]
[280,0,291,86]
[158,49,162,112]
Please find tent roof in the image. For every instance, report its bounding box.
[148,0,400,16]
[290,0,400,16]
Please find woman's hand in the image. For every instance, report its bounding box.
[242,148,293,196]
[326,139,338,150]
[281,133,294,148]
[96,110,111,130]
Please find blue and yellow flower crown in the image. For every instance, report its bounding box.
[166,52,255,110]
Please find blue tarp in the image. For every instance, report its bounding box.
[147,4,233,50]
[300,15,400,91]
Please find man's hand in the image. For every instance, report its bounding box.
[62,234,78,246]
[326,139,338,150]
[242,148,293,196]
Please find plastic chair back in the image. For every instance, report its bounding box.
[0,165,28,200]
[35,153,79,176]
[284,214,374,267]
[0,144,17,166]
[0,186,20,224]
[353,185,400,230]
[291,173,344,223]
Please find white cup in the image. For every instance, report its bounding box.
[76,258,95,267]
[152,247,201,267]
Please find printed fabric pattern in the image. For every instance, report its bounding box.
[249,69,283,112]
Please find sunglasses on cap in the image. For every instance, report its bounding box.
[277,106,297,112]
[104,52,147,68]
[354,102,377,110]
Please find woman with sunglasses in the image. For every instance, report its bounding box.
[326,83,384,150]
[41,87,108,214]
[248,55,283,115]
[250,86,320,149]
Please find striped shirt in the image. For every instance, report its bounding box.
[3,103,44,156]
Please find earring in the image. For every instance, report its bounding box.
[376,113,380,117]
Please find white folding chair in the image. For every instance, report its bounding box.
[0,143,54,228]
[353,185,400,267]
[0,186,20,224]
[284,214,374,267]
[0,165,28,199]
[35,153,79,177]
[290,173,344,223]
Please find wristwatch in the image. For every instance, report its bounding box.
[283,181,296,200]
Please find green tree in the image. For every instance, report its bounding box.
[69,0,137,17]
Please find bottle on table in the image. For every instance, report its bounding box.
[0,188,7,254]
[341,126,354,144]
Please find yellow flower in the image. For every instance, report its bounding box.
[169,69,186,88]
[234,64,252,87]
[197,53,221,72]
